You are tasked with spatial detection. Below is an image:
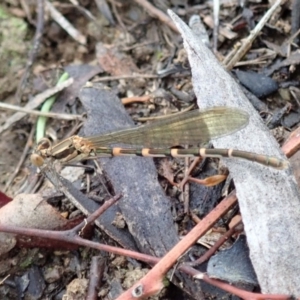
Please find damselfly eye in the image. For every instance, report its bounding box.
[37,138,52,151]
[30,153,44,167]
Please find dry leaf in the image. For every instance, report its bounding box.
[0,193,68,255]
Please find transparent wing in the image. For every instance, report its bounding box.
[87,107,249,148]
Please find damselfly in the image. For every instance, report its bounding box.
[31,107,288,169]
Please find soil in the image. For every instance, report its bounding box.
[0,0,298,299]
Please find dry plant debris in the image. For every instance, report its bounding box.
[0,0,300,299]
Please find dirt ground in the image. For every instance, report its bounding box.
[0,0,299,299]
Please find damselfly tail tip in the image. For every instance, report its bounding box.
[277,159,290,170]
[268,158,289,170]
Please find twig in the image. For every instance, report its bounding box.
[188,221,242,266]
[0,192,290,299]
[281,127,300,158]
[182,266,290,300]
[86,256,105,300]
[179,157,202,190]
[95,72,188,82]
[183,156,190,214]
[121,95,151,105]
[0,195,158,265]
[69,0,99,25]
[4,126,35,193]
[20,0,34,24]
[0,102,81,121]
[0,78,74,134]
[46,0,87,45]
[110,0,126,30]
[213,0,220,52]
[224,0,283,69]
[133,0,179,33]
[94,73,159,81]
[115,191,238,299]
[73,194,122,230]
[15,0,45,102]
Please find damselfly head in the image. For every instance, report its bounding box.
[36,138,52,151]
[30,138,53,167]
[30,153,45,167]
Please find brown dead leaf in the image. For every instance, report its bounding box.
[96,42,139,76]
[0,193,68,255]
[188,174,227,187]
[197,229,232,250]
[0,191,12,208]
[158,159,177,185]
[229,214,243,231]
